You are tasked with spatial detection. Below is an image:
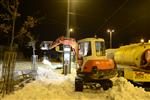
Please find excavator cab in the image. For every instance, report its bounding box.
[77,38,115,72]
[77,39,105,67]
[78,39,105,58]
[75,38,117,92]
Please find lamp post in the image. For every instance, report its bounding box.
[66,0,70,38]
[63,0,72,75]
[107,29,115,48]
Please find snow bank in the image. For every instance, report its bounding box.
[36,67,68,84]
[3,77,150,100]
[2,62,150,100]
[42,59,63,69]
[106,77,150,100]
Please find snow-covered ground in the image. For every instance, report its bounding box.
[1,61,150,100]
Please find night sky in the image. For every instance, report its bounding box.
[2,0,150,48]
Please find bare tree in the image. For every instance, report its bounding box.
[0,0,38,50]
[0,0,38,95]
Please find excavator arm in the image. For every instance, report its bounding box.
[49,36,77,54]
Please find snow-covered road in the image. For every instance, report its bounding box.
[1,61,150,100]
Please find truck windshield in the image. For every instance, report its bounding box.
[95,41,105,56]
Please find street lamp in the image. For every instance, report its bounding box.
[107,29,115,48]
[140,38,144,43]
[69,28,74,32]
[69,28,74,37]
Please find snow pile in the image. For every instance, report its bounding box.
[2,62,150,100]
[42,59,63,69]
[36,67,68,83]
[106,77,150,100]
[42,59,52,66]
[3,77,150,100]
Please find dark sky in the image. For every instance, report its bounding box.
[19,0,150,48]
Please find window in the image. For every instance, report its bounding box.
[78,41,91,58]
[95,41,105,56]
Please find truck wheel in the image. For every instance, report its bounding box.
[75,77,83,92]
[101,79,113,90]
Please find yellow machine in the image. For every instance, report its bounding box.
[114,43,150,84]
[75,38,117,91]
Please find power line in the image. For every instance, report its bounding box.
[95,0,129,33]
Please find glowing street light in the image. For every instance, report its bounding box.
[69,28,74,32]
[107,29,115,48]
[69,28,74,37]
[140,38,144,43]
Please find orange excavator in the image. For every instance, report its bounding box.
[49,36,117,91]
